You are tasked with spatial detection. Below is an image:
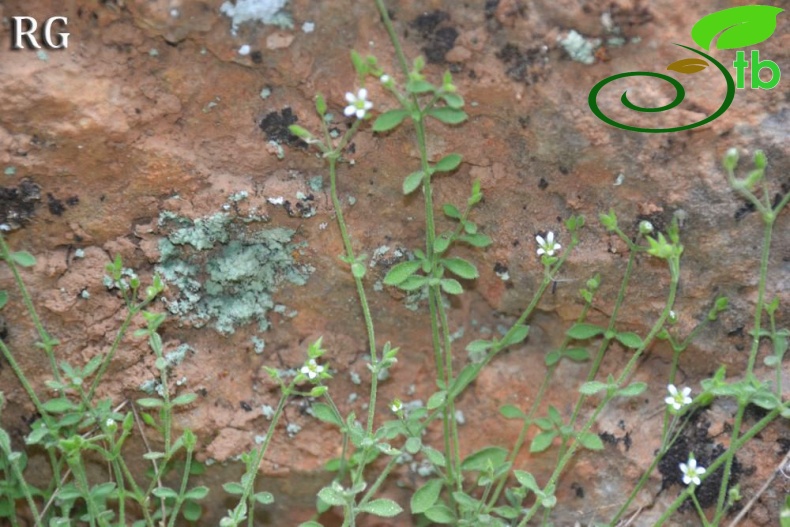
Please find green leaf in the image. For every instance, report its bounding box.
[499,405,525,420]
[617,382,647,397]
[253,491,274,505]
[406,79,435,94]
[424,504,456,523]
[434,235,451,254]
[288,125,313,140]
[427,107,468,125]
[372,109,410,132]
[0,291,7,310]
[567,323,606,340]
[459,233,492,248]
[427,390,447,410]
[398,275,428,291]
[449,364,477,399]
[152,487,178,499]
[182,500,202,521]
[315,94,327,116]
[411,479,443,514]
[565,348,591,362]
[298,522,324,527]
[501,325,529,347]
[443,204,461,219]
[691,5,784,51]
[171,393,197,406]
[615,332,643,349]
[442,257,478,280]
[317,485,345,506]
[440,278,463,295]
[460,446,508,472]
[383,260,422,286]
[579,381,609,395]
[402,171,424,195]
[513,470,539,493]
[577,432,604,451]
[544,350,562,367]
[311,403,343,427]
[422,446,446,467]
[433,154,462,173]
[42,397,78,413]
[358,498,403,517]
[184,486,209,500]
[10,251,36,267]
[405,436,422,454]
[136,398,164,409]
[350,50,367,77]
[442,93,464,109]
[529,431,556,453]
[466,339,492,353]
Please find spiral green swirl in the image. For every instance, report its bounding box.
[588,44,736,133]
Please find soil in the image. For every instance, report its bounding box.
[0,0,788,526]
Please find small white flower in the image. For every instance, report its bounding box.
[301,359,324,380]
[665,384,692,411]
[380,74,391,84]
[536,231,561,257]
[390,399,403,414]
[344,88,373,119]
[680,454,706,486]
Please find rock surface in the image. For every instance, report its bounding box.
[0,0,788,525]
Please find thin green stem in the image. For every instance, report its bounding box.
[0,233,62,385]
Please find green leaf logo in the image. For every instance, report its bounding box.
[691,5,784,50]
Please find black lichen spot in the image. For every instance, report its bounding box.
[259,108,303,146]
[599,431,618,445]
[571,482,585,498]
[538,177,548,190]
[658,417,742,509]
[494,262,508,274]
[240,401,252,412]
[734,201,756,221]
[496,43,548,84]
[0,179,41,230]
[623,432,632,451]
[250,50,263,64]
[484,0,500,19]
[411,10,448,35]
[409,11,458,64]
[47,193,66,216]
[777,437,790,456]
[66,196,80,206]
[197,387,208,397]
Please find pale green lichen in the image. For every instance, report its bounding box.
[156,209,312,335]
[308,176,323,192]
[251,335,266,354]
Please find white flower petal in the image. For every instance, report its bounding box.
[358,88,368,100]
[356,108,366,119]
[345,92,356,103]
[536,235,546,246]
[667,384,678,396]
[344,105,356,117]
[546,232,554,245]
